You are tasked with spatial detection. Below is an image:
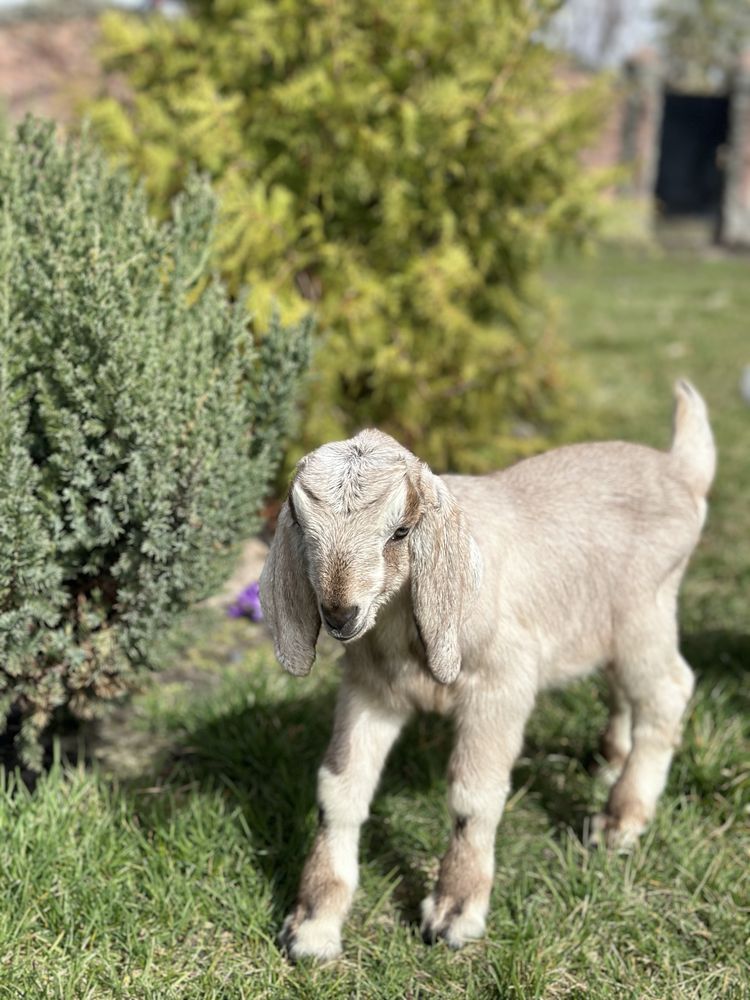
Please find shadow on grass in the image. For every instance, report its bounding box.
[149,686,336,922]
[126,686,604,926]
[148,688,619,924]
[15,626,748,931]
[683,630,750,713]
[132,693,458,924]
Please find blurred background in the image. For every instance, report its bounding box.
[4,0,748,465]
[2,0,749,250]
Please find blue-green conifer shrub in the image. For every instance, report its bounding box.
[0,119,310,766]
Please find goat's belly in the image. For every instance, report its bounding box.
[538,652,606,689]
[537,626,612,688]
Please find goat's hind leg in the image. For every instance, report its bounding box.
[591,632,694,850]
[595,666,633,787]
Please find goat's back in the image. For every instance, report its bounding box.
[446,441,702,561]
[442,442,705,676]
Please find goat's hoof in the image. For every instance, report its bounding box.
[587,812,644,852]
[419,892,486,949]
[278,910,342,962]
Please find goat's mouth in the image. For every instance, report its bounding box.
[327,622,365,643]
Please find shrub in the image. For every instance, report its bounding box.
[90,0,608,473]
[0,118,310,766]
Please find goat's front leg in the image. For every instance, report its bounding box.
[279,679,408,961]
[421,685,533,949]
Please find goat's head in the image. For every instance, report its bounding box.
[259,429,481,684]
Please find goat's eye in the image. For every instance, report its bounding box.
[390,525,410,542]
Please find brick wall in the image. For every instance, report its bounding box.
[0,16,103,123]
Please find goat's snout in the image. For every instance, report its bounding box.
[320,603,360,638]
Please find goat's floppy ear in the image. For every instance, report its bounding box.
[259,499,320,676]
[409,467,482,685]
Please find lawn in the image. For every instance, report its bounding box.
[0,248,747,999]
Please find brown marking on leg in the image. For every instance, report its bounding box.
[294,830,352,921]
[597,668,632,778]
[421,685,534,948]
[280,679,409,961]
[431,819,494,913]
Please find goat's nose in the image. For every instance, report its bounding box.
[320,603,359,633]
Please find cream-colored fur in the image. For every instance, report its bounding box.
[261,381,714,960]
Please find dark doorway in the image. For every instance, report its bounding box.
[655,93,730,217]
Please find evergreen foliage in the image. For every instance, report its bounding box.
[0,118,310,766]
[90,0,608,472]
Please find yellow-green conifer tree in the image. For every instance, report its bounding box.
[91,0,608,471]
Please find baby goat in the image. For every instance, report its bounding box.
[260,381,714,961]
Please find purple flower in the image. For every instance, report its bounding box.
[227,581,264,622]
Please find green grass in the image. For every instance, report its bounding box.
[0,248,748,998]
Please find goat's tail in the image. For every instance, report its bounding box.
[669,379,716,499]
